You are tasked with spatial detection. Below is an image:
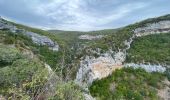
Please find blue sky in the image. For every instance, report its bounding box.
[0,0,170,31]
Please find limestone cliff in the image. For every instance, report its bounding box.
[75,20,170,87]
[0,17,59,51]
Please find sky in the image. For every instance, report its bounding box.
[0,0,170,31]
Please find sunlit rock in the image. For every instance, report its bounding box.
[75,51,125,86]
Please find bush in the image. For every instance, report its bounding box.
[90,68,165,100]
[127,33,170,65]
[0,44,21,67]
[49,81,84,100]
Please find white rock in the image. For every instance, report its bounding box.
[75,52,125,86]
[134,20,170,37]
[124,63,166,73]
[79,35,104,40]
[0,17,59,51]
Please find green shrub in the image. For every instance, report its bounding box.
[0,44,21,67]
[90,68,165,100]
[127,33,170,65]
[49,81,84,100]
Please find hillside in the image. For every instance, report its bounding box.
[0,14,170,100]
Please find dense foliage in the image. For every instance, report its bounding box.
[90,68,166,100]
[0,43,48,99]
[49,81,84,100]
[0,44,21,67]
[127,33,170,65]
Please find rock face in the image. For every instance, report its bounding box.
[0,17,59,51]
[75,52,125,86]
[124,63,166,73]
[76,20,170,87]
[134,20,170,37]
[79,35,104,40]
[0,17,17,32]
[25,32,59,51]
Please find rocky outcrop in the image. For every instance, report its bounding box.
[76,20,170,87]
[0,17,17,32]
[75,51,125,86]
[25,31,59,51]
[0,17,59,51]
[134,20,170,37]
[124,63,166,73]
[79,35,104,40]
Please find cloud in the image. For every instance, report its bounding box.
[0,0,170,31]
[32,0,148,31]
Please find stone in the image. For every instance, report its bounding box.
[75,51,125,86]
[25,31,59,51]
[134,20,170,37]
[79,35,104,40]
[124,63,166,73]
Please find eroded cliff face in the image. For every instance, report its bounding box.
[75,51,126,86]
[0,17,59,51]
[134,20,170,37]
[76,20,170,87]
[24,31,59,51]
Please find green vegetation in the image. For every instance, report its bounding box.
[127,33,170,65]
[90,68,166,100]
[49,81,84,100]
[165,68,170,81]
[0,44,21,67]
[0,28,84,99]
[0,14,170,99]
[0,30,63,69]
[0,44,48,99]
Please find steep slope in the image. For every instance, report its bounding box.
[0,14,170,100]
[0,18,84,99]
[74,14,170,86]
[88,15,170,99]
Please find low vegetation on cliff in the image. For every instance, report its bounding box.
[127,33,170,65]
[90,68,166,100]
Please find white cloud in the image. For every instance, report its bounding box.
[1,0,158,31]
[31,0,148,31]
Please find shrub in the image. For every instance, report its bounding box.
[90,68,165,100]
[0,44,21,67]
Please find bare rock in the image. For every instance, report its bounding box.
[124,63,166,73]
[25,32,59,51]
[75,51,125,86]
[0,17,59,51]
[79,35,104,40]
[134,20,170,37]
